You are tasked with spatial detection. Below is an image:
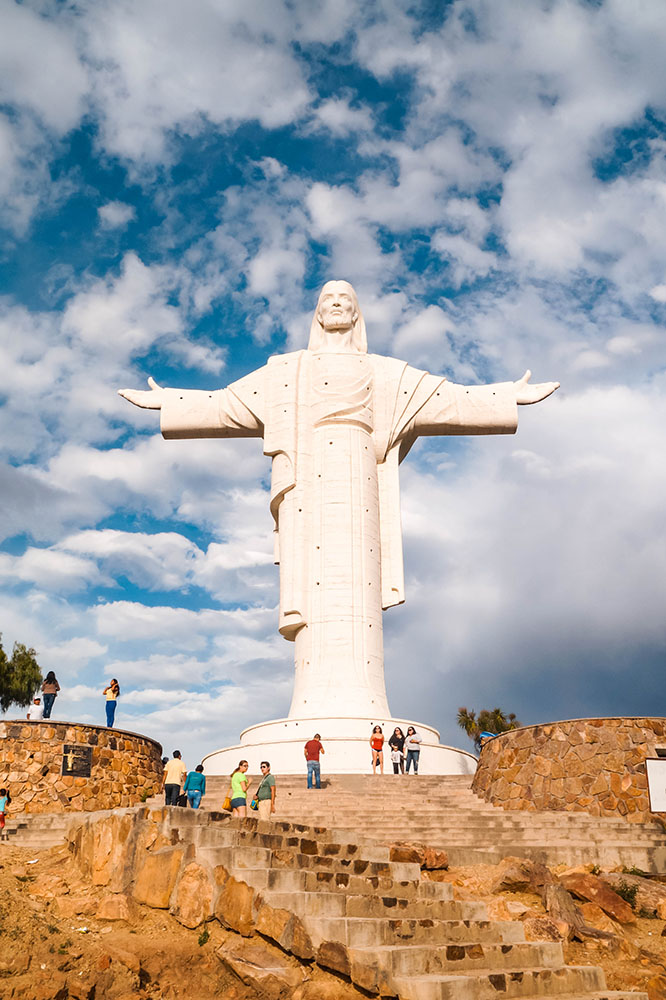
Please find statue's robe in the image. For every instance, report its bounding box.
[159,350,517,718]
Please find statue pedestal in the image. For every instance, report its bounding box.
[202,715,477,776]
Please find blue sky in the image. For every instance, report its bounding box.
[1,0,665,767]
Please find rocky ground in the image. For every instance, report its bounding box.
[0,843,363,1000]
[431,857,666,999]
[1,840,665,999]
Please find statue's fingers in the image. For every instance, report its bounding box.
[147,376,162,390]
[523,369,532,383]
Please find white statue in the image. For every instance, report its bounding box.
[120,281,558,723]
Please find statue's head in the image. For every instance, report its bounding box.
[308,280,367,353]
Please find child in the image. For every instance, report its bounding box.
[0,788,10,841]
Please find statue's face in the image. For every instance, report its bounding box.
[317,281,358,332]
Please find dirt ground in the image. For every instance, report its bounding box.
[1,842,665,999]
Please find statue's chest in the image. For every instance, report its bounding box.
[310,354,373,430]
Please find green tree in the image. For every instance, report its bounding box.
[0,634,42,713]
[457,706,521,750]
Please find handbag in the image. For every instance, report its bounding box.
[222,788,232,811]
[250,774,268,812]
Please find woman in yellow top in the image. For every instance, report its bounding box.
[103,678,120,727]
[229,760,250,817]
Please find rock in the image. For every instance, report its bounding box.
[647,974,666,1000]
[658,900,666,920]
[170,862,214,928]
[52,894,97,917]
[107,946,141,974]
[389,842,425,865]
[559,872,636,923]
[600,872,666,917]
[316,940,351,977]
[492,856,556,894]
[132,846,185,908]
[578,901,619,935]
[218,940,302,1000]
[256,903,316,961]
[215,874,255,937]
[523,916,565,941]
[422,847,448,870]
[301,983,360,1000]
[91,813,136,890]
[97,893,137,921]
[255,903,292,943]
[420,870,451,883]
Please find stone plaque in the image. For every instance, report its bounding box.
[62,744,93,778]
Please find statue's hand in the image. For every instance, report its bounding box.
[514,370,560,405]
[118,376,166,410]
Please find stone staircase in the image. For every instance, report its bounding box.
[160,773,666,871]
[79,806,643,1000]
[2,811,85,849]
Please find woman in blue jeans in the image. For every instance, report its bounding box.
[41,672,60,719]
[103,678,120,727]
[405,726,422,773]
[183,764,206,809]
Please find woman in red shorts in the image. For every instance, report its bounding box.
[370,725,384,774]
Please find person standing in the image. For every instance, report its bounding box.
[304,734,324,789]
[41,672,60,719]
[0,788,10,841]
[389,727,406,774]
[183,764,206,809]
[230,760,250,817]
[404,726,422,774]
[27,697,44,721]
[255,761,276,820]
[370,725,384,774]
[103,678,120,727]
[162,750,187,806]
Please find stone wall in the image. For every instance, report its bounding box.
[472,717,666,823]
[0,720,163,814]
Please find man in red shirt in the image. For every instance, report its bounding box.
[304,734,324,789]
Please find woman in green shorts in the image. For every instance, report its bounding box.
[230,760,250,817]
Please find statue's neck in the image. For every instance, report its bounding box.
[318,329,357,351]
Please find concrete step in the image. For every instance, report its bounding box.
[381,940,565,975]
[302,914,528,948]
[260,889,489,922]
[228,864,439,898]
[388,963,605,999]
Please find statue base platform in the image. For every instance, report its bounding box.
[202,715,477,776]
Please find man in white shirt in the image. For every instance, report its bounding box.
[27,697,44,721]
[162,750,187,806]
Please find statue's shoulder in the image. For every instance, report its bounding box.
[266,350,306,367]
[368,354,445,383]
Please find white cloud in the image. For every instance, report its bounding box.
[98,201,136,229]
[0,0,87,132]
[309,97,374,137]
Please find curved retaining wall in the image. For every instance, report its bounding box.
[472,717,666,823]
[0,720,163,814]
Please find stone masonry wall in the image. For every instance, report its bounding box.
[472,717,666,822]
[0,720,163,814]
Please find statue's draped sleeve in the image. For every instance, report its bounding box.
[370,358,518,611]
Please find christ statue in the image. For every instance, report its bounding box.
[119,281,558,723]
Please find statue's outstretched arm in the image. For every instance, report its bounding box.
[118,376,166,409]
[514,370,560,404]
[118,371,265,440]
